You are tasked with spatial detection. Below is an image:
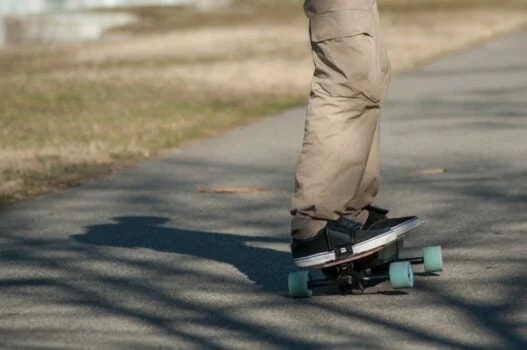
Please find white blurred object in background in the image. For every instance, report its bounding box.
[0,0,194,15]
[0,0,236,47]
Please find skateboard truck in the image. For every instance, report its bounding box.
[307,260,407,294]
[288,246,443,298]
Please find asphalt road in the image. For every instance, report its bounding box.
[1,32,526,349]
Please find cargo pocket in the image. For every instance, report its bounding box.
[309,9,374,43]
[309,9,388,103]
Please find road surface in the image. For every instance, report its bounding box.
[0,31,526,349]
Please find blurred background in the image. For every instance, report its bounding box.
[0,0,526,205]
[0,0,231,46]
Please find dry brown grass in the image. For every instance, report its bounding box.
[1,0,526,205]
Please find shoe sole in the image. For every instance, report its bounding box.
[293,217,421,268]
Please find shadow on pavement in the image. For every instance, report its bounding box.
[72,216,291,294]
[1,52,527,348]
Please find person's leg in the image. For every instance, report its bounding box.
[346,0,391,216]
[291,0,391,240]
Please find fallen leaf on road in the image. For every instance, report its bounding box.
[198,187,272,194]
[412,168,447,175]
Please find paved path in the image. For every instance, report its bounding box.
[1,32,526,349]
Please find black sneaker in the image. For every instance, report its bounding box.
[362,205,389,229]
[291,217,400,268]
[363,205,421,233]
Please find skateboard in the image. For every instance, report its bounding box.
[288,226,443,298]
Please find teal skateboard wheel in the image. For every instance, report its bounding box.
[389,261,414,289]
[288,271,313,298]
[423,246,443,272]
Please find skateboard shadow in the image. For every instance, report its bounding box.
[414,272,441,277]
[314,288,408,297]
[72,216,293,294]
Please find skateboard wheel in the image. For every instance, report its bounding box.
[423,246,443,272]
[288,271,313,298]
[389,261,414,289]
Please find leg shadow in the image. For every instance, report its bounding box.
[72,216,293,293]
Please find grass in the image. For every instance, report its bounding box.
[101,0,305,32]
[1,0,526,206]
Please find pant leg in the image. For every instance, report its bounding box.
[346,0,391,214]
[291,0,391,239]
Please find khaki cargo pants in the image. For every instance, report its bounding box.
[291,0,391,239]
